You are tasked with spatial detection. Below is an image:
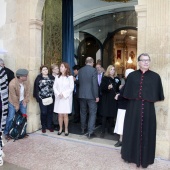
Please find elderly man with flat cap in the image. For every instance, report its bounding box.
[4,69,30,140]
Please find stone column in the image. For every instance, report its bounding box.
[27,19,43,133]
[136,0,170,160]
[135,4,147,54]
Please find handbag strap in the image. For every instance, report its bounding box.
[39,96,52,100]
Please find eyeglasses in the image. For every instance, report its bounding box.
[139,59,150,63]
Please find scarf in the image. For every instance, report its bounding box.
[0,66,8,132]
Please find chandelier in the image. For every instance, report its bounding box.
[101,0,130,2]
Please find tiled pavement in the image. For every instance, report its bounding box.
[1,130,170,170]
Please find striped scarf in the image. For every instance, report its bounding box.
[0,66,8,132]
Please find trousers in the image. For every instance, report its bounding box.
[79,98,97,134]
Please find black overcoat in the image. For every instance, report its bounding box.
[100,76,121,117]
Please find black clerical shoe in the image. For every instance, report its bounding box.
[114,140,122,147]
[87,133,96,139]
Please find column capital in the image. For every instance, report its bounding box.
[135,5,147,17]
[29,19,43,30]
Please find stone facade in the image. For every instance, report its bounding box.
[0,0,170,160]
[136,0,170,159]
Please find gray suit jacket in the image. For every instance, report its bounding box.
[78,65,98,99]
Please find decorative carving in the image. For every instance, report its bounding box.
[29,19,43,30]
[42,0,62,67]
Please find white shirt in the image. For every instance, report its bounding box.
[20,83,24,101]
[98,73,102,85]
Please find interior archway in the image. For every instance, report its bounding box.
[103,27,137,74]
[76,32,102,67]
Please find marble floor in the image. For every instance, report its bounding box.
[1,130,170,170]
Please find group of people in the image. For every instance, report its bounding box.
[33,63,74,136]
[0,53,165,168]
[72,58,122,139]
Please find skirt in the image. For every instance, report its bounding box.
[114,109,126,135]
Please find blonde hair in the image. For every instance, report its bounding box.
[51,63,59,70]
[104,65,117,77]
[50,63,59,74]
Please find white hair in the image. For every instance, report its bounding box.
[125,69,134,78]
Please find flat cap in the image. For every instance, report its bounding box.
[16,69,29,77]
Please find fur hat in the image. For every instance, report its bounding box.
[125,69,134,78]
[16,69,29,77]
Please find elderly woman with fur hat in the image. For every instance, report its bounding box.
[114,69,134,147]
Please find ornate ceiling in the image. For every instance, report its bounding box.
[73,0,137,25]
[73,0,138,44]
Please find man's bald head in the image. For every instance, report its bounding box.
[85,57,94,66]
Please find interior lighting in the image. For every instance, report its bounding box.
[121,30,127,35]
[129,36,136,40]
[127,56,133,63]
[115,61,120,65]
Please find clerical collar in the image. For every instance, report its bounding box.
[139,69,149,74]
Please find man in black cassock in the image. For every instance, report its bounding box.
[121,53,164,168]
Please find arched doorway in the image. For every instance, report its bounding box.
[75,32,102,67]
[74,10,137,68]
[33,0,137,141]
[103,27,137,75]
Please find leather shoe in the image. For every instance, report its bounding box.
[87,133,96,139]
[42,129,46,133]
[58,131,62,135]
[65,132,69,136]
[114,140,122,147]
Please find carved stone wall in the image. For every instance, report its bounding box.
[136,0,170,159]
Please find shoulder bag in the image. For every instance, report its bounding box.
[40,96,53,106]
